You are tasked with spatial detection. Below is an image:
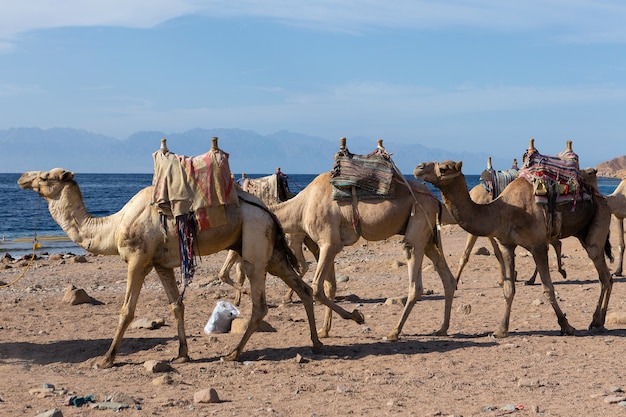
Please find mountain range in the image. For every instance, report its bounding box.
[0,127,511,175]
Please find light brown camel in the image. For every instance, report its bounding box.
[607,178,626,276]
[576,169,626,277]
[262,165,457,341]
[413,145,613,338]
[18,163,361,369]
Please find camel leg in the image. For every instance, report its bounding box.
[281,233,311,303]
[218,250,248,306]
[530,247,576,336]
[526,240,566,286]
[580,225,614,332]
[493,244,517,338]
[489,237,507,286]
[223,261,268,361]
[153,265,190,364]
[455,233,478,285]
[311,245,364,338]
[97,260,150,368]
[614,217,625,277]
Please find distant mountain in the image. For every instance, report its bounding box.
[596,155,626,179]
[0,127,506,175]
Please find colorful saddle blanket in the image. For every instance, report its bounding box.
[479,168,518,199]
[151,147,238,230]
[330,147,395,201]
[518,147,589,205]
[241,174,294,205]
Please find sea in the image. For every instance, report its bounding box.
[1,172,622,258]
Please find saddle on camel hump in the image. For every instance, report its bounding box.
[329,137,397,201]
[479,156,519,200]
[151,137,239,285]
[518,138,591,206]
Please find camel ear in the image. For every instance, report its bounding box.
[61,170,75,181]
[456,161,463,171]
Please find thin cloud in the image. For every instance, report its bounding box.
[2,1,626,45]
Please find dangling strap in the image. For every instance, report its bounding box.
[176,213,197,301]
[351,186,362,236]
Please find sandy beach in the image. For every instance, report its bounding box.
[1,219,626,416]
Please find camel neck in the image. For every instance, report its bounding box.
[439,174,499,237]
[47,183,119,255]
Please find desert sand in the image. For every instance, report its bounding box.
[1,219,626,417]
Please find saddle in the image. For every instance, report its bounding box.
[330,138,396,201]
[479,157,519,199]
[518,139,590,206]
[151,137,238,230]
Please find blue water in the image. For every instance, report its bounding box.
[1,172,622,258]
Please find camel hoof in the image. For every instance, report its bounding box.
[559,326,576,336]
[588,324,607,334]
[524,279,538,286]
[317,329,330,339]
[559,269,567,279]
[94,357,114,369]
[171,355,191,364]
[434,329,448,337]
[384,332,399,342]
[222,350,239,362]
[311,342,324,354]
[612,271,624,278]
[491,330,508,339]
[352,309,365,324]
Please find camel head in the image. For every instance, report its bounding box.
[18,168,76,200]
[413,160,464,187]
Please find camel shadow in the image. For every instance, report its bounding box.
[0,337,174,365]
[203,336,497,364]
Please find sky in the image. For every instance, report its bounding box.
[1,1,626,167]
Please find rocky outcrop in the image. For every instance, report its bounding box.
[596,155,626,178]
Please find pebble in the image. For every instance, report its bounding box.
[34,409,63,417]
[193,388,221,403]
[143,359,173,373]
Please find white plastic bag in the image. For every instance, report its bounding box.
[204,301,240,334]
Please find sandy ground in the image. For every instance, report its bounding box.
[1,220,626,417]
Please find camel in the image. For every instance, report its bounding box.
[250,140,457,341]
[17,143,363,368]
[413,141,614,338]
[607,178,626,276]
[576,169,626,277]
[455,158,565,287]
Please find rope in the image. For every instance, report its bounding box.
[1,198,42,288]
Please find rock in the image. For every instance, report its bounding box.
[475,246,490,256]
[384,297,407,306]
[62,285,93,305]
[194,388,221,403]
[336,274,349,283]
[143,359,173,373]
[1,253,13,263]
[606,311,626,325]
[106,392,137,405]
[230,317,276,334]
[34,409,63,417]
[89,401,129,411]
[456,303,471,315]
[152,374,173,385]
[604,395,626,404]
[391,260,406,268]
[48,253,63,261]
[70,255,88,263]
[295,353,309,364]
[517,378,541,388]
[130,318,165,330]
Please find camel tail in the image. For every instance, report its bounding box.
[238,194,299,271]
[605,232,614,263]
